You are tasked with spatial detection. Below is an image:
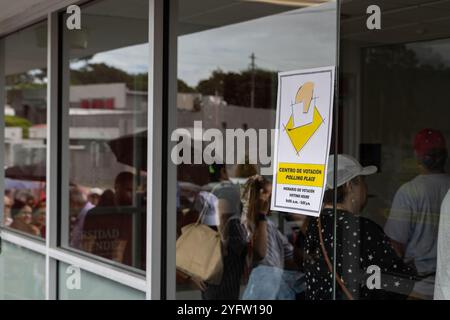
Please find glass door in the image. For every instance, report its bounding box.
[172,0,338,300]
[338,0,450,300]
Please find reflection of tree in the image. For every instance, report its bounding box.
[70,63,148,91]
[5,115,32,138]
[68,61,278,109]
[6,69,47,89]
[178,79,195,93]
[195,68,277,109]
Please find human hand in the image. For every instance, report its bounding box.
[257,181,272,215]
[190,276,207,292]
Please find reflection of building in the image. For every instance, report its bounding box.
[69,83,147,110]
[7,87,47,124]
[5,127,45,168]
[6,83,274,186]
[5,83,148,187]
[5,104,15,116]
[177,93,275,131]
[177,93,276,174]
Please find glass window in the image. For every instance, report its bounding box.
[0,241,45,299]
[58,262,145,300]
[2,21,48,239]
[60,0,149,271]
[336,0,450,300]
[174,0,337,300]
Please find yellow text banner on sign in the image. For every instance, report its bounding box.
[277,163,325,187]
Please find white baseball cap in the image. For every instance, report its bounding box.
[326,154,377,189]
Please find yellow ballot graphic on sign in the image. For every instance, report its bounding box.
[284,81,324,154]
[271,67,335,217]
[285,108,324,155]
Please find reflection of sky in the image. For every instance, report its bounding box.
[70,44,149,74]
[178,2,337,86]
[70,2,337,86]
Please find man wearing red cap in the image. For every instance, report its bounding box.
[413,129,448,169]
[384,128,450,299]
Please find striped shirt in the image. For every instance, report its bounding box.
[256,220,294,269]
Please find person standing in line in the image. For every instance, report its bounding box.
[384,129,450,299]
[305,154,416,300]
[189,164,248,300]
[241,175,301,300]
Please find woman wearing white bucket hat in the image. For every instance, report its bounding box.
[304,154,417,300]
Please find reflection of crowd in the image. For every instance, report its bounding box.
[69,171,145,268]
[4,191,46,238]
[3,186,109,240]
[4,171,145,269]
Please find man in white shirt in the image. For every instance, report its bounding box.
[435,190,450,299]
[385,129,450,299]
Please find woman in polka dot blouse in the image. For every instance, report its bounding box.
[304,155,417,300]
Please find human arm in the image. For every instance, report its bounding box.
[384,186,413,259]
[253,217,268,261]
[362,218,416,298]
[390,239,406,259]
[250,181,272,261]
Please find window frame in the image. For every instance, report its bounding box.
[0,0,165,300]
[163,0,342,300]
[0,0,343,301]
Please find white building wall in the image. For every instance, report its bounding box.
[70,83,127,109]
